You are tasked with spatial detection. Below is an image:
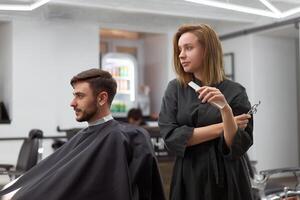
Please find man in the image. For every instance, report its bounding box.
[127,108,145,126]
[0,68,165,200]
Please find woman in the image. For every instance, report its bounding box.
[158,24,253,200]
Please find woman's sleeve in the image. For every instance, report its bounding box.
[158,80,194,157]
[218,88,253,160]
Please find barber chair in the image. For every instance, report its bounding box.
[52,126,81,150]
[0,129,43,180]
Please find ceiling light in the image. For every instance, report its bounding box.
[184,0,279,18]
[281,7,300,18]
[0,0,50,11]
[258,0,300,18]
[259,0,281,15]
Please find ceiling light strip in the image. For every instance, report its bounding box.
[0,5,30,11]
[30,0,51,10]
[258,0,281,15]
[185,0,279,18]
[0,0,50,11]
[281,7,300,18]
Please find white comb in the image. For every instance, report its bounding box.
[188,81,225,109]
[188,81,201,91]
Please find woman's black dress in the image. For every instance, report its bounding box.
[159,78,253,200]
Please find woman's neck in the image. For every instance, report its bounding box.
[193,71,203,82]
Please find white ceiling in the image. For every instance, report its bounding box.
[49,0,300,21]
[0,0,36,5]
[1,0,300,35]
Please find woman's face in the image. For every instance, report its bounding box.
[178,32,204,74]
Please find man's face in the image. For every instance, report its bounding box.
[70,82,99,123]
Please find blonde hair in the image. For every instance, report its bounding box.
[173,24,226,86]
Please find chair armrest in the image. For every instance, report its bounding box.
[260,167,300,176]
[0,169,24,175]
[6,170,24,176]
[0,164,14,171]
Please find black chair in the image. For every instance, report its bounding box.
[0,129,43,180]
[0,102,10,124]
[52,126,82,151]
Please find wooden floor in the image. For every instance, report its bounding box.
[158,161,174,198]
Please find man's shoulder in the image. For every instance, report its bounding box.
[96,120,151,143]
[103,121,141,137]
[111,122,152,146]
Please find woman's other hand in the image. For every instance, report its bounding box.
[234,114,251,129]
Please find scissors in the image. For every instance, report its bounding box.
[247,100,261,115]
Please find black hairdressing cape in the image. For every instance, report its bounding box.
[0,120,166,200]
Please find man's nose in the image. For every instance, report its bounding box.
[70,99,76,107]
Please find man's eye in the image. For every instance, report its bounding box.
[76,94,84,99]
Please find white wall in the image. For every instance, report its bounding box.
[0,18,99,165]
[0,22,12,117]
[0,23,6,101]
[166,32,176,82]
[222,34,299,171]
[222,35,254,99]
[298,38,300,165]
[253,35,298,170]
[144,34,170,115]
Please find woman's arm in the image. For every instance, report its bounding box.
[225,90,253,159]
[197,84,253,159]
[187,114,250,146]
[198,86,252,148]
[220,104,238,147]
[198,86,238,147]
[159,80,194,157]
[187,122,223,146]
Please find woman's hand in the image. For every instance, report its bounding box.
[234,114,251,129]
[197,86,228,109]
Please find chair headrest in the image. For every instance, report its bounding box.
[29,129,43,139]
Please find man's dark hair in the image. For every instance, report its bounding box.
[70,68,117,105]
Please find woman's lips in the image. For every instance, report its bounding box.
[181,62,190,67]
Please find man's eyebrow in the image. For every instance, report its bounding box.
[73,92,85,96]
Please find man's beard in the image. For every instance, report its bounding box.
[76,100,99,122]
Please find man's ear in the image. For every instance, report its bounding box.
[97,91,108,106]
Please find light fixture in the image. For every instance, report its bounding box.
[281,7,300,18]
[259,0,300,18]
[184,0,300,19]
[0,0,50,11]
[259,0,281,15]
[185,0,279,18]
